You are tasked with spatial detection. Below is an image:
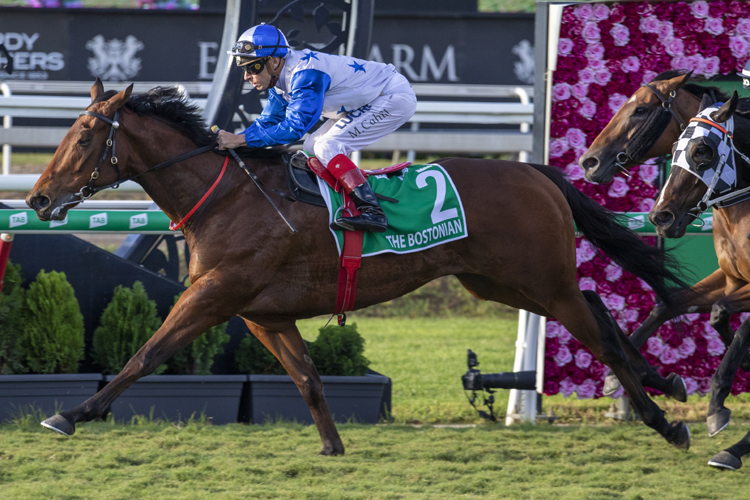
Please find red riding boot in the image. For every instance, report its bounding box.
[327,154,388,233]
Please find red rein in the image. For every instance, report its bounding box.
[169,156,229,231]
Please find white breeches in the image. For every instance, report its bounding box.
[302,75,417,166]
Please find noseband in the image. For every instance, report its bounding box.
[612,85,693,177]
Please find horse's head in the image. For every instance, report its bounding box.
[579,72,696,184]
[26,79,133,221]
[649,92,741,238]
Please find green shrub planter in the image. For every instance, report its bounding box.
[0,374,103,422]
[241,371,391,424]
[104,374,246,425]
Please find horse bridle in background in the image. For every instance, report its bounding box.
[611,84,699,177]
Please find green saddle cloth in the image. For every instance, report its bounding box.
[318,163,468,257]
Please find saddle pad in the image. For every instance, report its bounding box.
[318,163,468,257]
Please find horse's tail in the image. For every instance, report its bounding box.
[527,163,692,310]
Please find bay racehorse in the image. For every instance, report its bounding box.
[579,70,750,397]
[28,80,693,454]
[650,92,750,469]
[579,70,730,184]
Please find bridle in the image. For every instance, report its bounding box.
[680,115,750,219]
[59,108,216,211]
[75,110,122,202]
[611,84,694,177]
[59,106,297,232]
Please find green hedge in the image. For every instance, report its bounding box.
[20,270,85,374]
[235,323,369,376]
[92,281,164,375]
[0,261,27,374]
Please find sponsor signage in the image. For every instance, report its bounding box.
[0,210,174,233]
[0,10,533,86]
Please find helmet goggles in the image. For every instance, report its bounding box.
[237,57,269,75]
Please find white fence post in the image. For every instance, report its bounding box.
[1,83,11,176]
[506,310,546,425]
[514,86,531,163]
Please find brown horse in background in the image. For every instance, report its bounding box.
[579,71,724,184]
[650,92,750,469]
[27,80,693,453]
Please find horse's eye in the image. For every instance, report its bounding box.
[77,137,91,147]
[695,146,709,156]
[633,107,648,116]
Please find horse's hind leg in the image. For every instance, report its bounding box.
[609,313,687,403]
[603,271,727,396]
[707,317,750,437]
[708,431,750,470]
[243,319,344,456]
[552,289,689,449]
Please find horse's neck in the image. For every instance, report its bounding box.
[122,114,229,225]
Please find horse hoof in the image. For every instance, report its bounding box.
[707,408,732,437]
[666,373,688,403]
[602,372,622,396]
[667,422,690,450]
[319,445,345,456]
[41,414,75,436]
[708,451,742,470]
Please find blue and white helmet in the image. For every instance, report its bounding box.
[228,23,290,66]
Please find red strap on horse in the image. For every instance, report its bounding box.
[307,156,410,318]
[0,234,13,298]
[335,192,363,315]
[307,157,338,190]
[169,156,229,231]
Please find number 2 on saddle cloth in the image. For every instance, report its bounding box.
[306,156,410,325]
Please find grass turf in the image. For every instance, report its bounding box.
[2,420,750,499]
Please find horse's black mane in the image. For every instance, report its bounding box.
[95,86,288,158]
[651,70,750,115]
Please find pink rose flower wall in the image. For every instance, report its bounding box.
[544,0,750,399]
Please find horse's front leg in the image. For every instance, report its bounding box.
[603,270,727,396]
[244,319,345,456]
[41,276,235,436]
[708,320,750,437]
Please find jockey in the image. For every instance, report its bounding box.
[738,59,750,91]
[215,23,417,233]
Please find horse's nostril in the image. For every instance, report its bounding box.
[29,195,50,211]
[580,156,599,171]
[651,211,674,227]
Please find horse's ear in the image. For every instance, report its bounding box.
[711,90,739,123]
[698,93,713,112]
[104,83,134,112]
[90,78,104,103]
[673,70,693,90]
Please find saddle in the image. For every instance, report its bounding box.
[284,151,409,207]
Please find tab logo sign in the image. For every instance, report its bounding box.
[50,216,68,228]
[9,212,27,228]
[702,216,713,231]
[627,215,645,230]
[89,213,108,228]
[129,213,148,229]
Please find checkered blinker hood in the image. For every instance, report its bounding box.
[672,104,736,196]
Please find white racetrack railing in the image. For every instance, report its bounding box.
[1,82,534,191]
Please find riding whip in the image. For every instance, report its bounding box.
[211,125,297,233]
